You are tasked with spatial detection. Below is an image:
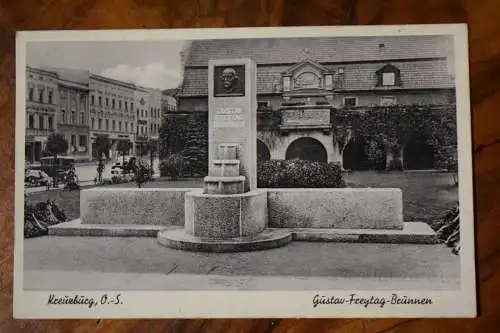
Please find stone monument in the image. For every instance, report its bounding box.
[157,59,292,252]
[51,60,438,249]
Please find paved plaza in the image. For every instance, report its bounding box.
[23,236,460,291]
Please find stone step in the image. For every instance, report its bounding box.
[268,222,439,244]
[157,228,293,253]
[209,159,240,177]
[203,176,246,194]
[48,219,181,237]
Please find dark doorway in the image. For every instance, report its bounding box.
[26,144,33,163]
[34,142,42,162]
[342,137,371,170]
[404,136,435,170]
[257,140,271,161]
[285,137,327,162]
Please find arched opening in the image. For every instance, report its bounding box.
[257,139,271,161]
[342,137,371,170]
[285,137,327,162]
[404,136,435,170]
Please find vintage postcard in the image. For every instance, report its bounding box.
[13,24,475,318]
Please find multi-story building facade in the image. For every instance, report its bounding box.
[147,88,163,149]
[161,88,178,116]
[89,74,136,160]
[25,66,59,163]
[25,66,177,164]
[53,68,91,162]
[178,35,456,170]
[134,86,150,157]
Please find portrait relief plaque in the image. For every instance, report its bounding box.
[213,65,246,97]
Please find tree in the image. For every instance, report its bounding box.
[116,140,133,165]
[159,114,187,159]
[94,135,111,183]
[95,135,111,161]
[182,113,208,176]
[148,139,157,172]
[45,133,68,185]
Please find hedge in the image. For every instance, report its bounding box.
[257,159,345,188]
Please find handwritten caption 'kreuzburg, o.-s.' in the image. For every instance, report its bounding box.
[47,293,124,309]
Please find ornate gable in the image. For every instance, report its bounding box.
[282,59,335,92]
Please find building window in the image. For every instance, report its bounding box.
[98,96,102,106]
[106,98,109,107]
[119,121,122,132]
[145,110,148,118]
[61,109,66,123]
[38,88,44,103]
[80,112,85,125]
[380,96,397,106]
[131,102,134,111]
[28,87,34,101]
[71,135,76,148]
[79,135,87,147]
[91,95,95,105]
[48,116,53,130]
[112,99,115,109]
[343,97,358,107]
[48,91,53,104]
[39,115,44,129]
[125,121,128,132]
[106,119,109,130]
[125,101,128,110]
[98,118,102,130]
[112,120,116,131]
[119,100,122,109]
[382,72,395,86]
[91,117,95,129]
[28,115,34,128]
[72,111,76,124]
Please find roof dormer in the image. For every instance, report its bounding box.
[376,64,402,87]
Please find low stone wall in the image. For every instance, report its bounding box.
[267,188,404,230]
[81,188,198,226]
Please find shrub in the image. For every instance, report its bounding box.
[160,153,184,180]
[257,159,345,188]
[24,200,67,238]
[431,204,460,255]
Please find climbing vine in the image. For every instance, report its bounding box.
[331,105,457,170]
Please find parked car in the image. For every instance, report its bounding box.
[25,169,53,186]
[110,165,135,183]
[40,156,76,181]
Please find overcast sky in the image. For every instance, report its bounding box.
[26,41,186,90]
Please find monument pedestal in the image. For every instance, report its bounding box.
[157,58,293,252]
[157,143,292,251]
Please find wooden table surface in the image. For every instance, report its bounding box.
[1,0,499,332]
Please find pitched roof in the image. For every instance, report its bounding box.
[180,35,454,97]
[185,35,452,67]
[181,59,454,97]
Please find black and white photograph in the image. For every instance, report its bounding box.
[14,25,475,318]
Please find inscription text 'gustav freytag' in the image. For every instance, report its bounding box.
[214,107,245,128]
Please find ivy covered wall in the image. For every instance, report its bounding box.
[160,104,457,176]
[331,105,457,171]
